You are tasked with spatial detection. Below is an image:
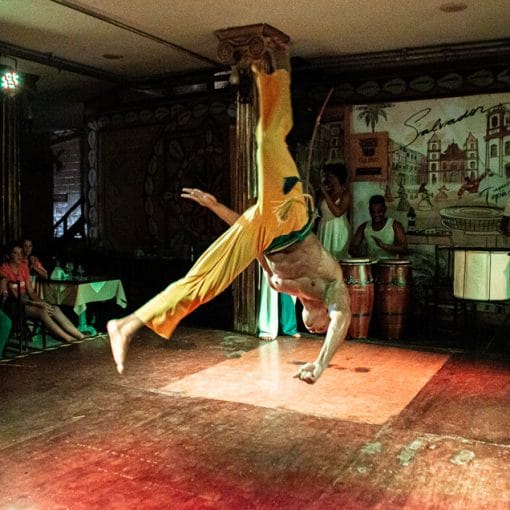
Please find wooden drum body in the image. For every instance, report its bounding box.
[340,258,374,339]
[375,259,412,340]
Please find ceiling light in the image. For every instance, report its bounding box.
[1,70,20,89]
[1,69,21,94]
[439,2,467,13]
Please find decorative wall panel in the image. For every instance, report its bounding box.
[86,99,231,258]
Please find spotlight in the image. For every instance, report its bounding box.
[1,70,20,89]
[1,56,22,95]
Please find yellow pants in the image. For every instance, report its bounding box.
[136,68,310,338]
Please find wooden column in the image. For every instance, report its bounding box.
[215,24,289,334]
[1,94,22,246]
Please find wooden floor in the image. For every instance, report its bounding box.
[1,327,509,509]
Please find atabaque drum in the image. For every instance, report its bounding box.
[340,258,374,339]
[453,248,510,301]
[375,259,412,340]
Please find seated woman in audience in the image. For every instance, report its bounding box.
[0,241,85,343]
[21,237,48,280]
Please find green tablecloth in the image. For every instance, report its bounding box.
[42,279,127,316]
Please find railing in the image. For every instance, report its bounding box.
[53,197,85,239]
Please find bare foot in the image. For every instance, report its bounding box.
[107,319,131,374]
[258,334,276,342]
[291,333,301,339]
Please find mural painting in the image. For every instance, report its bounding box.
[347,94,510,322]
[350,93,510,238]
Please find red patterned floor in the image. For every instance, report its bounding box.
[1,327,509,509]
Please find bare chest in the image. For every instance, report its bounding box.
[269,272,327,301]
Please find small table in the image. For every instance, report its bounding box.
[42,278,128,334]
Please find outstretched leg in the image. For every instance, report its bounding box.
[107,314,144,373]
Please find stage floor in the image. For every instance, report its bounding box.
[1,327,509,509]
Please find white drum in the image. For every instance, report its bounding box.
[454,249,510,301]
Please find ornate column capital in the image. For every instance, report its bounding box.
[214,23,289,68]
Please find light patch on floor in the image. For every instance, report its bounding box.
[160,340,449,424]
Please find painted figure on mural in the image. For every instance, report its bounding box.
[435,184,449,202]
[416,183,434,211]
[384,184,394,203]
[406,207,417,233]
[396,178,411,211]
[457,168,491,198]
[350,195,408,261]
[316,162,352,260]
[108,45,351,384]
[500,194,510,237]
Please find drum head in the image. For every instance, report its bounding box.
[340,258,372,264]
[378,259,410,265]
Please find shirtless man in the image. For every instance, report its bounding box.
[181,187,350,380]
[108,47,351,384]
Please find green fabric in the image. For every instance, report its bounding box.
[264,209,315,255]
[0,310,12,357]
[279,293,298,335]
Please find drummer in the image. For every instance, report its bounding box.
[350,195,408,260]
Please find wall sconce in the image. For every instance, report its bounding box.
[1,57,22,96]
[1,70,21,91]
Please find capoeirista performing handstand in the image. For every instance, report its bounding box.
[107,45,351,384]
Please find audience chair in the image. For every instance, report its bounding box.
[9,281,47,354]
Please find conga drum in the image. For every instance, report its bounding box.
[375,259,412,340]
[340,258,374,339]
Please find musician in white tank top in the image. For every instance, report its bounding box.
[350,195,408,261]
[364,217,396,260]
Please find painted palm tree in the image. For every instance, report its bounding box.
[358,104,389,132]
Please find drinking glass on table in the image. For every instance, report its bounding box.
[77,264,85,280]
[65,262,74,280]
